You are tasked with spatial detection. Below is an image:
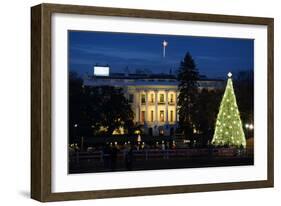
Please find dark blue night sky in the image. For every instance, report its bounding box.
[68,31,254,78]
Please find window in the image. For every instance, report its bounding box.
[151,110,154,122]
[141,94,146,104]
[170,110,174,122]
[160,110,164,122]
[159,94,164,103]
[159,128,164,136]
[141,111,145,122]
[150,93,154,103]
[170,94,174,103]
[128,94,134,103]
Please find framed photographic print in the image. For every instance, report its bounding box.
[31,3,274,202]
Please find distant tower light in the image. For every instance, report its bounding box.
[162,40,168,58]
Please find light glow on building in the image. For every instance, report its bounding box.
[94,66,110,76]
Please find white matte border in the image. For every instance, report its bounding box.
[52,13,268,193]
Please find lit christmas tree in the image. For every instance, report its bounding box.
[212,72,246,148]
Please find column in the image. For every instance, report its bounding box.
[165,90,169,123]
[175,91,179,122]
[139,90,142,122]
[155,90,158,123]
[145,90,148,123]
[135,89,139,123]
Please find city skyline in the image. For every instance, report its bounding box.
[68,30,254,78]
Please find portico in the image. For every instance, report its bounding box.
[130,86,178,136]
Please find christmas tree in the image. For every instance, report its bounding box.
[212,72,246,148]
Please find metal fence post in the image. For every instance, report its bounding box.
[76,151,79,164]
[146,150,148,160]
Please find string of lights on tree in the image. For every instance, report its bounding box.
[212,72,246,148]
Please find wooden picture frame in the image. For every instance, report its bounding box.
[31,3,274,202]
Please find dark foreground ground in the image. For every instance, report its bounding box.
[69,149,254,174]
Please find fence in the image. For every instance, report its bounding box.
[69,148,253,164]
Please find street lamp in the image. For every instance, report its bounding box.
[245,123,254,138]
[249,124,254,130]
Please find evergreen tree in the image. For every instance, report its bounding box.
[235,70,254,129]
[193,89,223,147]
[177,52,199,145]
[82,86,134,136]
[212,73,246,148]
[69,72,84,144]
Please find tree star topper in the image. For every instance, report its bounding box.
[228,72,232,78]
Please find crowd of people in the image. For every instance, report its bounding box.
[100,141,178,171]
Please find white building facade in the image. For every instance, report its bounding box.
[84,69,224,137]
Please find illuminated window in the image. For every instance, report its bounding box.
[170,94,174,103]
[170,110,174,122]
[159,94,164,103]
[160,110,164,122]
[141,111,145,122]
[151,110,154,122]
[141,94,146,104]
